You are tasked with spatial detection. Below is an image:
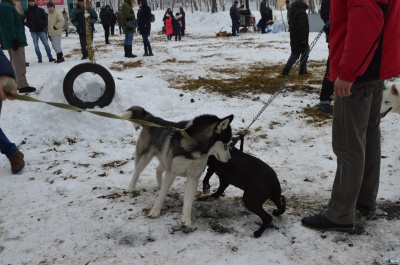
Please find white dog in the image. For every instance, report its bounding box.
[381,84,400,118]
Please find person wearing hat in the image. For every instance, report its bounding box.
[24,0,56,63]
[0,0,36,94]
[70,0,98,59]
[47,1,65,63]
[137,0,153,56]
[230,1,239,36]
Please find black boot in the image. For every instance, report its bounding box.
[106,37,110,44]
[125,45,137,58]
[299,68,308,75]
[282,68,290,76]
[56,52,65,63]
[143,46,149,56]
[148,47,153,56]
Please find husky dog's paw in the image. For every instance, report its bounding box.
[181,215,192,228]
[148,207,161,217]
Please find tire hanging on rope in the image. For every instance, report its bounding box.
[63,0,115,109]
[63,62,115,109]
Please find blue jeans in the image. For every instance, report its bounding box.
[232,19,238,36]
[31,32,53,60]
[124,33,134,45]
[0,128,18,159]
[142,33,151,49]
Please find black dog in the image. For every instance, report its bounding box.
[203,138,286,238]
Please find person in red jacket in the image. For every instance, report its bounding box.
[302,0,400,231]
[163,8,173,41]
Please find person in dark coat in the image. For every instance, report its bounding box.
[259,0,268,33]
[24,0,55,63]
[137,0,153,56]
[318,0,334,113]
[281,0,309,76]
[100,5,113,44]
[0,49,26,174]
[110,7,116,35]
[179,7,185,36]
[70,0,98,59]
[173,12,182,41]
[230,1,239,36]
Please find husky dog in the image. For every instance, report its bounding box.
[381,84,400,118]
[122,106,234,227]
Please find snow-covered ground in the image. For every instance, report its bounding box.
[1,10,399,265]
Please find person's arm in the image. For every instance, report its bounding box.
[90,8,98,24]
[55,12,65,29]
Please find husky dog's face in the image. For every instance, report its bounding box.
[209,115,234,162]
[381,84,400,118]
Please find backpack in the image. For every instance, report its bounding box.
[151,13,155,22]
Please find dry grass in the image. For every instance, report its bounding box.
[110,60,143,71]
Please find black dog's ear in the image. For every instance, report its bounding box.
[216,115,234,133]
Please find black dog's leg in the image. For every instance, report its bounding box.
[203,167,215,194]
[211,177,230,198]
[272,195,286,216]
[242,193,272,238]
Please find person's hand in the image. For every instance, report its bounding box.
[53,25,57,30]
[11,39,19,51]
[334,78,353,97]
[0,76,18,100]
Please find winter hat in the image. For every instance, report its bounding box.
[47,1,55,8]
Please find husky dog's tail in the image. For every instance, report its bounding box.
[121,106,154,128]
[122,106,189,129]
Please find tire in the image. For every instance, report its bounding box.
[63,62,115,109]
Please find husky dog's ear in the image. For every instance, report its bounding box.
[216,114,234,133]
[391,84,399,95]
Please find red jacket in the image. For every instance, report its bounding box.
[328,0,400,82]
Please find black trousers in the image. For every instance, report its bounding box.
[110,23,115,35]
[320,56,334,102]
[78,33,88,56]
[260,13,267,32]
[102,24,110,41]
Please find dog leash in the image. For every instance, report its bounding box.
[10,93,196,144]
[243,26,326,133]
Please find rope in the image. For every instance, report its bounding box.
[11,94,196,144]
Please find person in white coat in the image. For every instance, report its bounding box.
[47,1,65,63]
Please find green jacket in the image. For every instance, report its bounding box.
[70,4,98,34]
[122,0,135,34]
[0,0,28,49]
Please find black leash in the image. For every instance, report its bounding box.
[244,26,326,133]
